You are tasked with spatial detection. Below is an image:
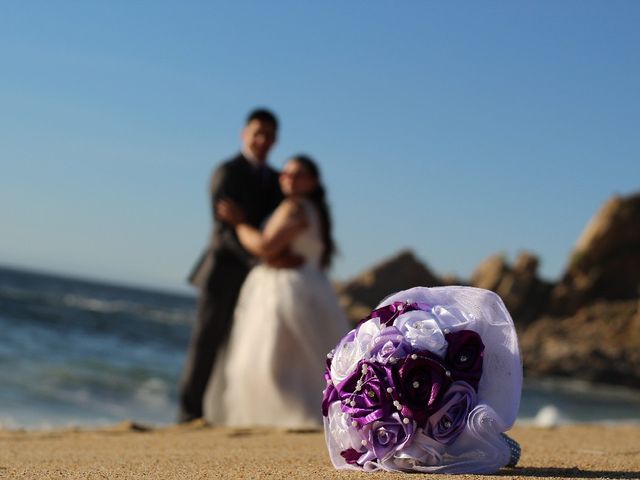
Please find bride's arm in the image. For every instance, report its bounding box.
[217,199,307,259]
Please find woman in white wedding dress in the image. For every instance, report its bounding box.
[203,155,350,428]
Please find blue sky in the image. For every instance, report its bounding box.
[1,1,639,292]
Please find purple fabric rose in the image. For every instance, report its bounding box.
[359,301,431,327]
[322,369,339,416]
[445,330,484,390]
[360,302,405,326]
[392,351,450,426]
[426,381,477,445]
[336,361,393,426]
[361,413,415,462]
[370,327,411,364]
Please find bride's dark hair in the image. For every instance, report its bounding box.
[290,155,336,269]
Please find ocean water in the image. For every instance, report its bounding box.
[1,266,639,430]
[0,266,194,430]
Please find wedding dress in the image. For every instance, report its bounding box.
[204,199,350,428]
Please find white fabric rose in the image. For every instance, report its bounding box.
[330,318,382,384]
[327,402,363,452]
[357,317,383,353]
[393,310,447,357]
[430,305,472,330]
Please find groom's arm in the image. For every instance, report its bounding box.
[209,163,254,265]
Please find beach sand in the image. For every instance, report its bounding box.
[1,422,639,479]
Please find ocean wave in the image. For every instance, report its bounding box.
[0,414,131,431]
[524,377,640,402]
[133,378,173,410]
[0,416,20,430]
[0,284,195,327]
[0,285,46,304]
[517,408,640,426]
[62,294,134,313]
[0,367,178,430]
[518,378,640,425]
[60,294,194,325]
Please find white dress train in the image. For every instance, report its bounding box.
[204,199,350,428]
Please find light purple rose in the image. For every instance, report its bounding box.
[360,413,415,463]
[426,381,477,445]
[370,327,411,364]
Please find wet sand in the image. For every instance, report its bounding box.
[1,422,639,479]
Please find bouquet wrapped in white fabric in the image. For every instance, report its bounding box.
[322,286,522,474]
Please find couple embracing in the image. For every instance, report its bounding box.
[179,109,349,428]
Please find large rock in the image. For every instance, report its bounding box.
[470,251,552,328]
[550,192,640,314]
[520,300,640,387]
[332,192,640,390]
[336,250,440,323]
[470,254,508,292]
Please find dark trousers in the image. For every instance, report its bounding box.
[178,259,249,422]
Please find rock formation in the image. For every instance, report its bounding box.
[519,300,640,387]
[336,191,640,388]
[549,192,640,314]
[470,251,552,328]
[336,250,440,323]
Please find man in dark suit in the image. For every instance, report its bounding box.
[179,109,285,422]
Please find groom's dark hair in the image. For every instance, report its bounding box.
[246,108,278,130]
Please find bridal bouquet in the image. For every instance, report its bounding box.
[322,286,522,474]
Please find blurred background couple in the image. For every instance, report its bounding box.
[178,109,350,428]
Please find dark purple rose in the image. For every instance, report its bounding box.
[426,381,477,445]
[359,301,431,328]
[363,413,415,462]
[336,361,393,426]
[444,330,484,390]
[370,327,411,364]
[393,351,450,426]
[322,369,339,417]
[360,302,405,326]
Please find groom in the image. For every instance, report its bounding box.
[179,108,287,423]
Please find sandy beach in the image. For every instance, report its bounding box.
[1,422,639,479]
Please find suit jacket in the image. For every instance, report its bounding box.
[189,153,283,288]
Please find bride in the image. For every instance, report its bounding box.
[204,155,350,428]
